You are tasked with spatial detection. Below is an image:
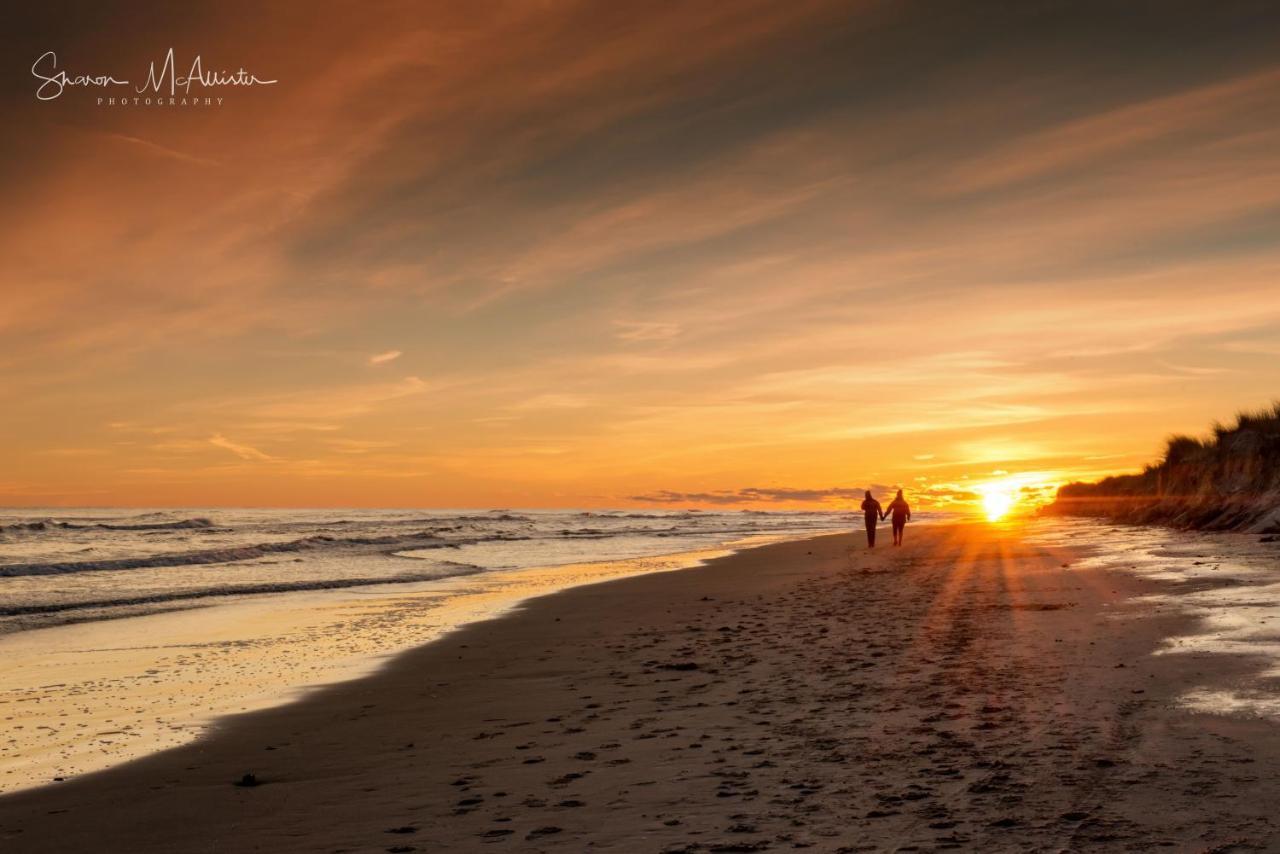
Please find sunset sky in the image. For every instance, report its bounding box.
[3,1,1280,509]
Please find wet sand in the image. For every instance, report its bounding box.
[0,546,737,794]
[3,523,1280,852]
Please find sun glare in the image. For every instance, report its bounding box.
[980,486,1016,521]
[969,471,1060,523]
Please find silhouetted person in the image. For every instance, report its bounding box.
[886,489,911,546]
[860,490,882,547]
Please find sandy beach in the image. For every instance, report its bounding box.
[2,523,1279,852]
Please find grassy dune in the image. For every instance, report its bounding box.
[1049,403,1280,533]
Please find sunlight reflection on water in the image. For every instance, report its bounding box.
[1024,518,1280,719]
[0,543,760,794]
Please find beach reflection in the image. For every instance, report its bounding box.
[1024,518,1280,719]
[0,542,765,794]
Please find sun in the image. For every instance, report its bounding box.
[966,471,1061,522]
[979,485,1017,522]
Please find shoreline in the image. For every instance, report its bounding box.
[0,537,791,796]
[3,524,1280,850]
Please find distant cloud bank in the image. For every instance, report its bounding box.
[631,487,883,505]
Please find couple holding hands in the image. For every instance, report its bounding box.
[859,489,910,547]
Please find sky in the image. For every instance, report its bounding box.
[3,0,1280,509]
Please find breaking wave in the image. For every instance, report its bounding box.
[0,517,216,534]
[0,530,464,577]
[0,565,486,616]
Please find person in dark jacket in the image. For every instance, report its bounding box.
[886,489,911,546]
[860,490,882,547]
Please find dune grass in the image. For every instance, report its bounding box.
[1052,402,1280,530]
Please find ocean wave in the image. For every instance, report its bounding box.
[0,530,454,577]
[269,513,536,530]
[0,565,486,616]
[93,517,216,531]
[0,520,57,532]
[0,517,216,534]
[576,511,716,520]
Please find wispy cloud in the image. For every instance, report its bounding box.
[213,376,433,423]
[614,321,683,342]
[368,349,402,365]
[209,434,274,462]
[100,132,222,169]
[507,393,593,411]
[632,487,869,505]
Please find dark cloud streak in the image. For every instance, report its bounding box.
[631,486,887,505]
